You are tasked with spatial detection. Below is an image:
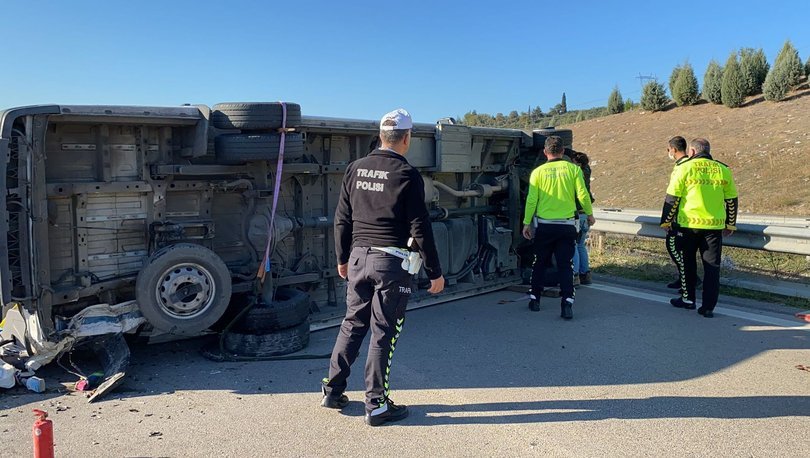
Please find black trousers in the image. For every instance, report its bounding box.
[679,228,723,310]
[323,247,412,411]
[530,223,577,301]
[666,228,685,285]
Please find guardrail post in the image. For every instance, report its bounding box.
[593,231,604,255]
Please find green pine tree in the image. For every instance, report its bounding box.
[702,60,724,104]
[721,52,745,108]
[672,62,700,106]
[668,64,683,96]
[773,40,803,86]
[763,66,790,102]
[607,86,624,114]
[640,81,669,112]
[739,48,770,95]
[624,98,635,111]
[764,40,804,102]
[753,49,770,91]
[560,93,567,114]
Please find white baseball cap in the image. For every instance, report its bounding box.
[379,108,413,131]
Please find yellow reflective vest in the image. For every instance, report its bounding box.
[666,156,738,230]
[523,158,593,225]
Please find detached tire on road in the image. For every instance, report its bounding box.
[215,133,304,163]
[212,102,302,130]
[232,287,310,333]
[223,321,310,357]
[136,243,232,335]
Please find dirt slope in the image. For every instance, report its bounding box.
[562,87,810,215]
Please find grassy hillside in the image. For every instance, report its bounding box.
[561,86,810,215]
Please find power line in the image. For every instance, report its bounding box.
[566,87,641,111]
[636,73,657,91]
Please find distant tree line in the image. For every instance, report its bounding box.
[638,39,807,112]
[461,40,807,128]
[460,92,636,129]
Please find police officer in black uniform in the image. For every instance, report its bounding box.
[321,108,445,426]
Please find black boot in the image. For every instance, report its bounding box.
[321,386,349,409]
[365,399,409,426]
[670,297,696,310]
[528,294,540,311]
[579,271,592,285]
[561,297,573,320]
[528,298,540,312]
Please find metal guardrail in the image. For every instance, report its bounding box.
[598,208,810,228]
[591,209,810,256]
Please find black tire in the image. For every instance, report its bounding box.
[232,287,311,333]
[215,133,304,163]
[211,102,302,130]
[223,321,310,357]
[532,128,574,149]
[208,292,252,333]
[136,243,232,335]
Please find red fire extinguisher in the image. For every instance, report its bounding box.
[32,409,54,458]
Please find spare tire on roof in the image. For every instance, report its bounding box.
[212,102,302,130]
[215,132,304,163]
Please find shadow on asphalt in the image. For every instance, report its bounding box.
[4,286,808,415]
[411,396,810,425]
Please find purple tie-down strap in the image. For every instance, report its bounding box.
[259,102,287,282]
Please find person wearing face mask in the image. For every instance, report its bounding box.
[660,138,738,317]
[663,136,691,291]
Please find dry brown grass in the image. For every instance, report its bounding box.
[562,84,810,215]
[587,234,810,308]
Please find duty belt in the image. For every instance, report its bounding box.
[534,216,577,226]
[371,247,423,275]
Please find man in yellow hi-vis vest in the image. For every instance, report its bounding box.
[660,138,738,318]
[522,136,595,319]
[663,136,694,291]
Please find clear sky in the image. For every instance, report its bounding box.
[1,0,807,123]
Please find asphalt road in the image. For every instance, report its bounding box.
[2,279,809,457]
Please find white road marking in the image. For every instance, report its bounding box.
[589,283,810,331]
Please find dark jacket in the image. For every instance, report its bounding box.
[334,148,442,279]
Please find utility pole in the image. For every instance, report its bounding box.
[636,73,656,91]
